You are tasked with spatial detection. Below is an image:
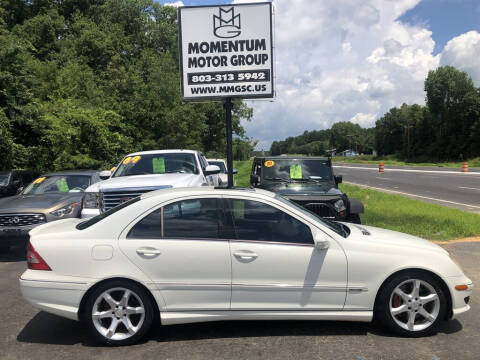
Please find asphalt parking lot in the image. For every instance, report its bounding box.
[0,241,478,360]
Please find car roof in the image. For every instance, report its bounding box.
[126,149,199,156]
[41,170,99,177]
[254,156,330,161]
[141,186,275,200]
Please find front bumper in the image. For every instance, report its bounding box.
[81,208,100,219]
[444,275,473,319]
[0,224,40,247]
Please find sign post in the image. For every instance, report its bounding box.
[178,2,274,187]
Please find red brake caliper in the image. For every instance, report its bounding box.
[392,293,402,308]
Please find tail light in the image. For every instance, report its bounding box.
[26,242,51,271]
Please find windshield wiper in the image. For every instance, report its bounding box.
[264,177,289,182]
[123,172,150,176]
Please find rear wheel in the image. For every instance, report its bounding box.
[82,280,155,346]
[376,272,446,337]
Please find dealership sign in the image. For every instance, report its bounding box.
[178,2,274,101]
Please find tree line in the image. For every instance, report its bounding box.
[0,0,254,172]
[271,66,480,161]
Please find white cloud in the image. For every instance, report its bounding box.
[164,1,184,7]
[440,31,480,86]
[230,0,445,150]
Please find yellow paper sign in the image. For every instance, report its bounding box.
[33,177,46,184]
[123,157,132,165]
[264,160,275,167]
[132,155,141,164]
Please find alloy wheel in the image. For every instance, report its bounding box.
[389,279,440,332]
[91,287,146,341]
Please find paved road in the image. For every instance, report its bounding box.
[333,164,480,212]
[0,243,478,360]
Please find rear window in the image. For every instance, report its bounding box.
[76,197,141,230]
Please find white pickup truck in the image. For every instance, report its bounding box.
[81,150,220,218]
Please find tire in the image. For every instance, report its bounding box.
[375,271,447,337]
[82,280,155,346]
[346,214,362,224]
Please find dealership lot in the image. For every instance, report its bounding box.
[0,241,478,360]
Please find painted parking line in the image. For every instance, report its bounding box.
[345,181,480,210]
[459,186,480,191]
[334,165,480,176]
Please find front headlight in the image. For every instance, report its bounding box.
[50,202,78,217]
[83,192,100,209]
[333,199,346,212]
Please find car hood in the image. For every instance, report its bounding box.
[345,223,448,254]
[264,182,342,196]
[86,173,201,192]
[0,193,83,213]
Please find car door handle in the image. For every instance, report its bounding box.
[136,248,161,257]
[234,251,258,260]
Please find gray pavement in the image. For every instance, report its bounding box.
[0,243,478,360]
[333,163,480,212]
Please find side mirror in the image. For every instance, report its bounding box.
[315,239,330,250]
[16,187,24,195]
[204,164,221,176]
[232,168,238,175]
[99,170,112,180]
[313,230,330,250]
[335,175,343,184]
[250,174,259,186]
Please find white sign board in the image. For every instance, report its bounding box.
[178,2,274,101]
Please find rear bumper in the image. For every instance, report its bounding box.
[19,271,91,321]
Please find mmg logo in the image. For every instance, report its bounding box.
[213,7,241,38]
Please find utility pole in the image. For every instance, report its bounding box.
[224,98,234,188]
[404,123,413,161]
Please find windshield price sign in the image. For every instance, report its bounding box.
[178,2,274,101]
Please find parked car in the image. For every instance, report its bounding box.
[250,156,364,223]
[81,150,221,218]
[207,158,238,186]
[0,170,38,198]
[0,170,100,252]
[21,187,472,345]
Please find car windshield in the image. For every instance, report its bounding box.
[0,174,10,186]
[274,194,350,238]
[22,175,91,195]
[208,161,226,173]
[113,153,198,177]
[262,159,333,182]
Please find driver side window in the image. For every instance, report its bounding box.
[227,199,313,245]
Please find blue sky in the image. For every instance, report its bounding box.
[161,0,480,150]
[400,0,480,54]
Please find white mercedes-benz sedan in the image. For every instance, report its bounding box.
[20,187,472,345]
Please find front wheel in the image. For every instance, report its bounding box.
[375,272,447,337]
[82,280,155,346]
[346,214,362,224]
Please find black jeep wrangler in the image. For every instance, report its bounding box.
[250,156,364,223]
